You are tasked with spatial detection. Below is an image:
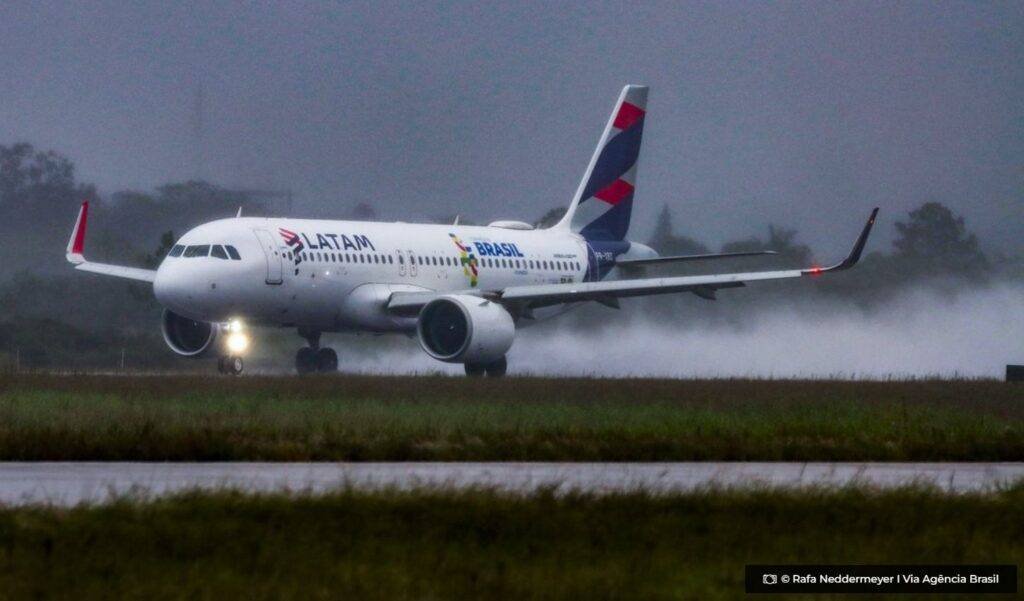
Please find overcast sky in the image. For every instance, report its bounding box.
[1,1,1021,255]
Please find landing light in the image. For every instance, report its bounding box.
[227,333,250,354]
[225,319,249,354]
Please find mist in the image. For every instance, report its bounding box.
[1,2,1022,255]
[319,283,1024,379]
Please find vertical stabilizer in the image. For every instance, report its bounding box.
[553,85,648,242]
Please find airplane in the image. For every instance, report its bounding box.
[65,85,878,376]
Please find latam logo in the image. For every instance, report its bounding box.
[473,241,525,258]
[279,228,305,266]
[278,229,376,264]
[292,232,376,252]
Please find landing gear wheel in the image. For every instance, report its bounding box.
[315,348,338,373]
[219,356,243,375]
[226,356,244,375]
[484,356,507,378]
[464,362,486,377]
[296,347,317,375]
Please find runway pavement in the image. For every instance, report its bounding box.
[0,462,1021,505]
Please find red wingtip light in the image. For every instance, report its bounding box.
[808,266,823,276]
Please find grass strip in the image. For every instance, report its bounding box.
[0,484,1021,599]
[0,374,1021,461]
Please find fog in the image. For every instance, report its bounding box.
[1,2,1022,256]
[319,283,1024,379]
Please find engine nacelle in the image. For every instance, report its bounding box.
[417,295,514,364]
[161,309,219,357]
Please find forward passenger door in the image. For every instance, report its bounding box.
[253,229,284,285]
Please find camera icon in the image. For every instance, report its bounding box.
[763,574,778,585]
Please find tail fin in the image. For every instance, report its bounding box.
[554,85,648,241]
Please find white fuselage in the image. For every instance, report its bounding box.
[153,218,592,333]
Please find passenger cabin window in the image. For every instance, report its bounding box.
[169,245,185,257]
[211,245,229,260]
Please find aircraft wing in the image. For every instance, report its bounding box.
[65,201,158,283]
[615,249,778,267]
[388,208,878,315]
[72,261,158,283]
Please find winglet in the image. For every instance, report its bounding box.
[803,207,879,275]
[66,201,89,264]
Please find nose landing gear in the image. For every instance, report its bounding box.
[218,355,244,375]
[217,319,248,375]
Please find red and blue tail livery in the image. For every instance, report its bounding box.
[557,85,648,242]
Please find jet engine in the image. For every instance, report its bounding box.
[417,295,514,363]
[161,309,219,357]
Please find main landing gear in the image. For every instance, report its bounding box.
[464,356,507,378]
[295,329,338,375]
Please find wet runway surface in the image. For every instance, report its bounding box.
[0,462,1021,505]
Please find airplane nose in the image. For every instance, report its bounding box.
[153,264,192,312]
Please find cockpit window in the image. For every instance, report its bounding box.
[211,245,229,260]
[183,245,210,258]
[225,245,241,260]
[168,245,185,257]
